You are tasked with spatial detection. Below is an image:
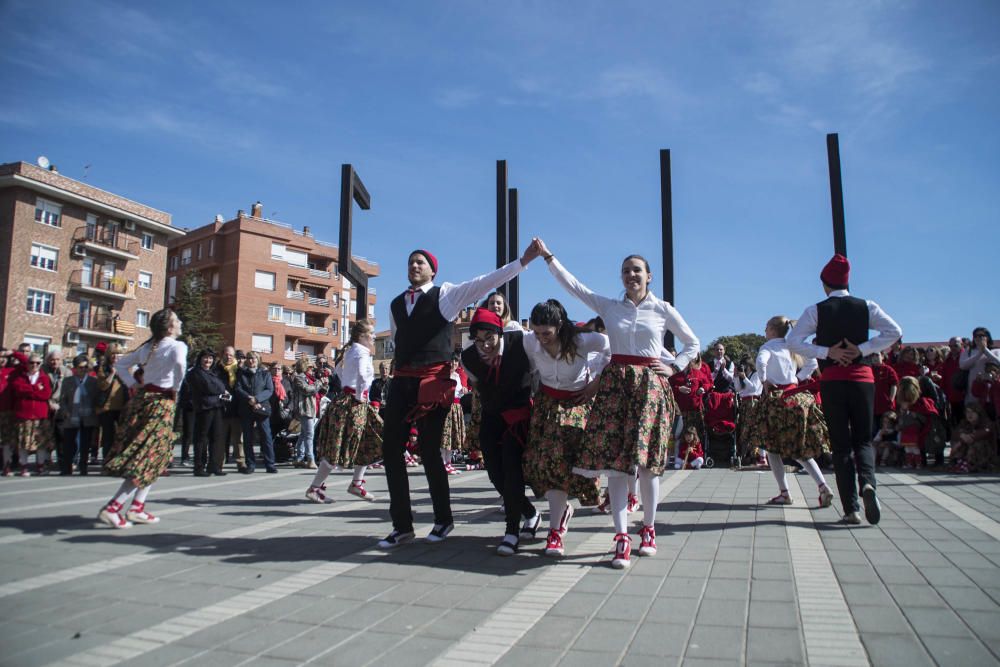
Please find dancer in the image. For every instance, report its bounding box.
[751,316,834,508]
[308,319,382,503]
[787,254,902,525]
[538,238,699,569]
[520,299,610,556]
[98,309,187,528]
[10,352,54,476]
[378,242,543,549]
[461,308,539,555]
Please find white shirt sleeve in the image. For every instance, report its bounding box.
[115,344,146,389]
[786,304,827,361]
[438,260,526,322]
[755,347,772,385]
[580,332,611,379]
[545,257,614,317]
[663,301,700,370]
[857,300,903,357]
[171,341,187,392]
[797,357,819,382]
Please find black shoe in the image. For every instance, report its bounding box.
[194,470,210,477]
[862,484,881,525]
[266,468,278,474]
[426,523,454,543]
[212,471,228,476]
[378,529,415,549]
[242,467,254,475]
[497,534,519,556]
[519,514,541,540]
[236,465,248,474]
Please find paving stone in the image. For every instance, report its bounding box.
[685,624,743,660]
[746,627,805,664]
[519,615,586,647]
[849,604,912,635]
[921,635,999,666]
[748,600,800,629]
[496,646,564,667]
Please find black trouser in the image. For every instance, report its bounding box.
[479,411,535,536]
[180,408,195,460]
[99,410,121,461]
[821,380,875,514]
[382,376,452,532]
[194,408,224,473]
[241,417,275,471]
[61,426,94,474]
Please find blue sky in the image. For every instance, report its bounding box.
[3,1,998,346]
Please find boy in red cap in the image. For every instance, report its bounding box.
[787,254,902,525]
[378,241,544,549]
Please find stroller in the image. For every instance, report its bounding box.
[703,390,738,469]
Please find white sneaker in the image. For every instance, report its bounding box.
[305,486,334,504]
[125,503,159,525]
[497,534,519,556]
[378,530,415,549]
[519,514,541,540]
[98,504,132,529]
[347,480,376,502]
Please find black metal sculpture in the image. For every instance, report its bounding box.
[338,164,372,322]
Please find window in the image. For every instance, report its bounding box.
[268,304,283,321]
[197,243,203,260]
[271,243,285,260]
[368,304,375,318]
[34,198,62,227]
[254,270,276,290]
[285,249,308,267]
[330,294,338,307]
[332,263,339,278]
[26,289,54,315]
[168,276,177,301]
[181,247,192,265]
[282,309,305,327]
[141,233,154,251]
[251,334,273,354]
[211,271,219,290]
[169,255,179,271]
[138,271,152,290]
[23,334,51,353]
[136,310,150,328]
[331,320,338,335]
[86,214,98,239]
[30,243,58,271]
[208,239,214,257]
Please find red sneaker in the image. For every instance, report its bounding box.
[611,533,631,570]
[638,525,657,556]
[544,529,565,556]
[627,493,640,513]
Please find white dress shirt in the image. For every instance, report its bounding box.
[755,338,800,387]
[524,331,611,391]
[797,357,819,382]
[116,337,188,392]
[336,343,374,397]
[546,258,700,369]
[711,357,735,383]
[959,347,1000,400]
[734,370,763,397]
[786,290,902,362]
[390,260,526,337]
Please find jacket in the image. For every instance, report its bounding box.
[186,365,228,412]
[291,372,319,419]
[57,374,99,428]
[235,367,274,420]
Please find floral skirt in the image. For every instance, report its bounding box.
[315,393,383,467]
[681,410,705,438]
[464,389,483,462]
[524,392,601,503]
[441,401,465,452]
[576,363,679,476]
[104,391,176,488]
[15,419,55,453]
[965,435,998,472]
[746,389,831,460]
[0,412,16,449]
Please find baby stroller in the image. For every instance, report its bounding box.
[703,391,738,469]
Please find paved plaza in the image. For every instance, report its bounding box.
[1,461,999,667]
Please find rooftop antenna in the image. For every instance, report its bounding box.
[82,164,92,179]
[36,156,50,169]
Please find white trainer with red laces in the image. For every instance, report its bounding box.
[126,502,160,525]
[347,480,376,502]
[544,529,565,557]
[638,525,657,556]
[98,501,133,529]
[305,485,334,504]
[444,463,461,475]
[611,533,632,569]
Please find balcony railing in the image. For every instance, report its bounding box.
[308,268,331,279]
[66,312,135,338]
[306,325,329,335]
[286,290,304,300]
[283,350,296,361]
[73,226,139,258]
[307,296,329,307]
[69,270,135,299]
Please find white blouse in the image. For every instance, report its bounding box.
[524,331,611,391]
[755,338,799,386]
[116,336,188,392]
[336,343,374,397]
[546,258,700,368]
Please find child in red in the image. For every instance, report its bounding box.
[405,427,420,467]
[873,411,900,467]
[897,377,938,469]
[674,427,705,470]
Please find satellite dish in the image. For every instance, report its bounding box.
[37,156,50,169]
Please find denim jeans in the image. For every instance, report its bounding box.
[297,417,316,462]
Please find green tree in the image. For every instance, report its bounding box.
[707,333,767,366]
[170,269,223,363]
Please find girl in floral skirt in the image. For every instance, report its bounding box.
[750,316,834,509]
[537,238,700,570]
[440,356,466,475]
[307,319,383,503]
[522,299,610,556]
[99,309,187,528]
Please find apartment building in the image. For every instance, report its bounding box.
[0,161,183,355]
[165,202,378,365]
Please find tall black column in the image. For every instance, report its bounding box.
[827,133,848,257]
[659,149,675,349]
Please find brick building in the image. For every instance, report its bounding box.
[0,161,183,355]
[166,202,378,366]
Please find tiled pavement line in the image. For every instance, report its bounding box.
[846,477,1000,665]
[889,473,1000,541]
[0,470,483,602]
[431,470,693,667]
[784,475,871,666]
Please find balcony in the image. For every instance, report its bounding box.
[307,296,330,308]
[286,290,304,301]
[69,270,135,300]
[66,312,134,341]
[73,226,139,261]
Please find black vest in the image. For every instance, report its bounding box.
[461,331,531,412]
[391,287,454,368]
[815,295,870,370]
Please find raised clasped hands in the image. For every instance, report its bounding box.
[520,238,544,265]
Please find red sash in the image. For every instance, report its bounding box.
[395,363,456,421]
[540,384,579,400]
[610,354,657,366]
